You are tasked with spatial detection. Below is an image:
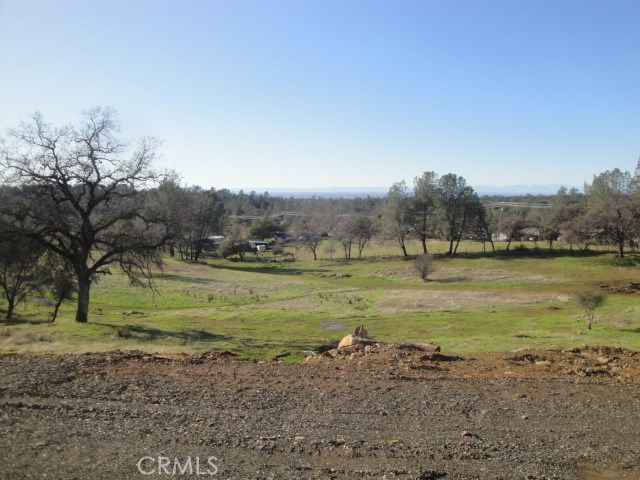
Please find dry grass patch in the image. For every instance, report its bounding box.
[431,267,561,284]
[374,265,561,284]
[377,289,565,314]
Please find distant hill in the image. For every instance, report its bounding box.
[244,184,578,198]
[245,187,388,199]
[473,184,578,196]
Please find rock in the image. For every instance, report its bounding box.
[337,334,375,349]
[338,334,358,349]
[535,360,551,367]
[337,325,374,349]
[399,340,441,352]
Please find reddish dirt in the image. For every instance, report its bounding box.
[1,346,639,479]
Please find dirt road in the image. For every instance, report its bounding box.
[1,346,639,479]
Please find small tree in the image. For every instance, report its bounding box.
[219,239,253,261]
[0,238,47,320]
[271,244,283,261]
[500,208,529,251]
[437,173,479,255]
[299,234,323,260]
[411,171,439,254]
[248,217,280,240]
[324,240,336,260]
[44,254,77,323]
[379,180,412,257]
[575,289,607,330]
[414,253,435,282]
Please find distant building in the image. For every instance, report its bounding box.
[274,232,293,244]
[520,227,541,241]
[203,235,225,250]
[248,240,269,251]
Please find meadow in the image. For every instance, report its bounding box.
[1,240,639,360]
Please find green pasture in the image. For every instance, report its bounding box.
[1,240,639,360]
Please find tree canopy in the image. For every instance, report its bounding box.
[1,107,170,322]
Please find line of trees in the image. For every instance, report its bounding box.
[1,107,639,324]
[376,172,488,256]
[228,163,640,261]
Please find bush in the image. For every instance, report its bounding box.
[414,254,435,282]
[575,289,607,330]
[610,255,640,267]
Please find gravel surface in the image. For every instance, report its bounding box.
[1,347,639,480]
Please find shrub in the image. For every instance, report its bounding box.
[414,254,435,282]
[575,289,607,330]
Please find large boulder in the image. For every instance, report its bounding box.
[337,325,373,349]
[337,334,358,349]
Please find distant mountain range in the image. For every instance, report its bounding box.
[473,184,578,196]
[243,184,578,198]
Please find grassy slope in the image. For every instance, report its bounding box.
[1,240,639,360]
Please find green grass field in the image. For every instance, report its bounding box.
[1,240,639,360]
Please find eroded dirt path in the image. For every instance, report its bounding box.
[1,348,639,479]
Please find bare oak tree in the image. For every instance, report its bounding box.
[1,107,169,322]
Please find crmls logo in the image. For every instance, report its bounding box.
[137,456,219,476]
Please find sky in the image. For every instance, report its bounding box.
[1,0,639,192]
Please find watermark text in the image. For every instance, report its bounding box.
[137,456,218,476]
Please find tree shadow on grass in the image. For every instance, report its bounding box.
[206,261,330,277]
[0,314,52,326]
[441,249,617,261]
[157,273,221,285]
[433,276,470,283]
[94,322,234,343]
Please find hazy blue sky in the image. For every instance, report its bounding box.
[1,0,638,191]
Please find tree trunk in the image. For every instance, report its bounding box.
[447,227,455,255]
[75,274,91,323]
[401,243,408,257]
[421,236,428,254]
[618,242,625,258]
[5,299,15,321]
[454,233,463,255]
[50,298,63,323]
